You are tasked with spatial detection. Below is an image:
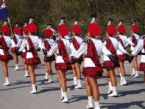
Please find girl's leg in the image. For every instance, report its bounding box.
[133,57,139,77]
[131,57,136,76]
[13,53,19,70]
[72,64,77,86]
[86,77,93,108]
[1,61,10,86]
[108,69,118,97]
[75,63,82,89]
[28,65,37,94]
[88,77,100,109]
[45,62,53,83]
[57,70,68,103]
[22,58,29,77]
[119,61,127,85]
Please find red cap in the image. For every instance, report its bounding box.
[132,24,139,33]
[22,25,29,34]
[1,24,11,35]
[28,22,38,33]
[118,24,126,34]
[87,23,101,37]
[72,24,82,35]
[58,24,69,37]
[14,26,21,34]
[107,24,116,36]
[44,28,53,38]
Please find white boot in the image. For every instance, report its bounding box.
[30,84,37,94]
[120,77,127,85]
[24,70,29,77]
[94,101,100,109]
[131,68,136,76]
[48,75,53,83]
[3,77,10,86]
[15,64,19,71]
[73,76,77,86]
[133,70,139,78]
[61,92,68,103]
[75,79,82,89]
[44,72,48,79]
[109,86,117,97]
[86,96,93,109]
[60,88,64,100]
[108,82,113,94]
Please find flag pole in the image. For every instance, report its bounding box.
[2,0,14,36]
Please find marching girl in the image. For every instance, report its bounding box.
[47,20,71,103]
[102,19,129,97]
[18,19,41,94]
[70,20,83,89]
[0,21,12,86]
[131,36,145,82]
[21,23,29,77]
[116,20,134,85]
[42,24,55,83]
[128,21,140,77]
[72,15,102,109]
[11,23,22,71]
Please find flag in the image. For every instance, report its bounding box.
[0,2,8,20]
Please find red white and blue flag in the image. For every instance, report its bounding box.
[0,2,9,20]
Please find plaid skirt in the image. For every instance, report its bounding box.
[0,52,11,61]
[11,47,19,53]
[55,62,72,71]
[139,62,145,71]
[21,52,26,58]
[118,54,125,62]
[83,65,103,77]
[44,55,55,63]
[103,61,119,69]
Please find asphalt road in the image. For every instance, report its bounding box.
[0,54,145,109]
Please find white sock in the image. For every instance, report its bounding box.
[112,86,117,93]
[119,73,123,79]
[15,64,19,67]
[5,77,9,83]
[108,82,112,91]
[61,88,64,97]
[77,79,81,86]
[94,101,100,109]
[88,96,93,107]
[63,92,67,98]
[31,84,36,91]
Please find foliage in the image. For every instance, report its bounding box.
[1,0,145,36]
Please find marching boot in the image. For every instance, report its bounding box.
[94,101,100,109]
[48,74,53,83]
[30,84,37,94]
[61,92,68,103]
[44,72,48,79]
[131,68,136,77]
[15,64,19,71]
[75,79,82,89]
[73,76,77,86]
[120,76,127,86]
[133,70,139,78]
[108,82,113,94]
[24,70,29,77]
[3,77,10,86]
[108,86,118,97]
[86,96,93,109]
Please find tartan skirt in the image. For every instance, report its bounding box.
[0,52,11,61]
[118,54,125,62]
[139,62,145,71]
[83,65,103,77]
[103,60,119,69]
[55,62,72,71]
